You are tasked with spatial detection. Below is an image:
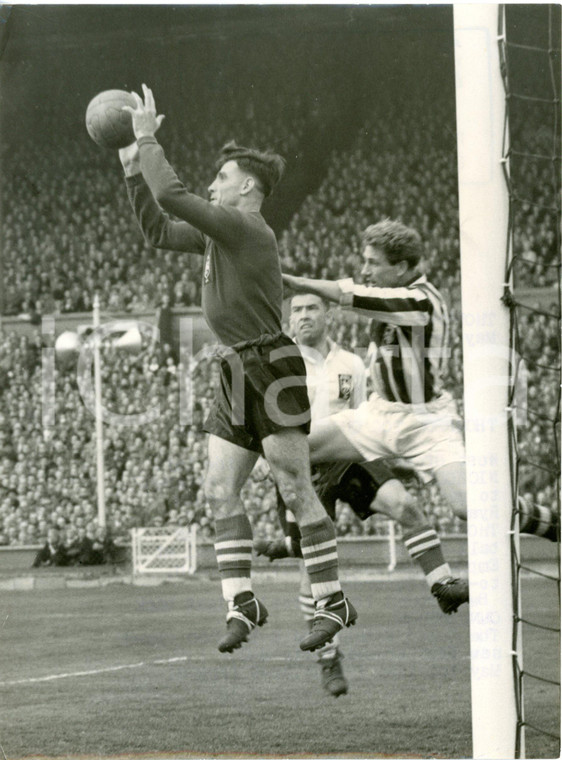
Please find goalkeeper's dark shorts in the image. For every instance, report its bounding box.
[276,458,397,548]
[204,332,311,454]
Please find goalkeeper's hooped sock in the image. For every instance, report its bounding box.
[214,514,253,601]
[300,593,340,654]
[300,517,341,602]
[299,593,315,627]
[403,525,452,588]
[518,497,560,542]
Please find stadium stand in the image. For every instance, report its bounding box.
[0,9,558,551]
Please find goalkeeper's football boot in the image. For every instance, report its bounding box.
[431,576,469,614]
[218,592,268,653]
[318,648,348,698]
[254,537,292,561]
[300,592,357,652]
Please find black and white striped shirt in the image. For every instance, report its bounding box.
[338,275,450,405]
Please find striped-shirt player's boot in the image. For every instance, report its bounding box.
[403,525,469,615]
[431,577,469,614]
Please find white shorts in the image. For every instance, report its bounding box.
[331,391,465,480]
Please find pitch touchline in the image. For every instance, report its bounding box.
[0,655,298,687]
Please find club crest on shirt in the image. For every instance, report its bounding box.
[203,254,211,284]
[338,373,352,400]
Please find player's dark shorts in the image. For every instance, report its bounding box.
[203,332,311,453]
[276,458,397,548]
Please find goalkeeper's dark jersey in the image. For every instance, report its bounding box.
[126,136,283,347]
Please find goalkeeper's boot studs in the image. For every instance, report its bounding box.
[300,592,357,652]
[218,592,268,653]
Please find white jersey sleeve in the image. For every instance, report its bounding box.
[349,353,367,409]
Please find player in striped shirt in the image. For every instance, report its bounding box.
[283,219,467,526]
[284,219,559,544]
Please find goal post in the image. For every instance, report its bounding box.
[453,5,519,758]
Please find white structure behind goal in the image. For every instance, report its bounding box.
[131,526,197,574]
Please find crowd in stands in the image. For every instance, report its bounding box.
[32,525,117,567]
[0,70,559,552]
[0,326,291,547]
[278,101,463,299]
[516,309,561,505]
[1,88,309,318]
[0,296,558,549]
[2,88,559,321]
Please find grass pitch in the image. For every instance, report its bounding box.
[0,576,559,759]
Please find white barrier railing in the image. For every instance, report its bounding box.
[131,526,197,575]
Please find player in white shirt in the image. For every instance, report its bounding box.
[256,292,468,697]
[298,333,367,419]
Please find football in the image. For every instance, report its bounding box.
[85,89,136,149]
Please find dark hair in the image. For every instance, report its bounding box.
[362,219,423,268]
[215,140,286,197]
[290,292,329,312]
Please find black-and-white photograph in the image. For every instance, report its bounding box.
[0,4,560,759]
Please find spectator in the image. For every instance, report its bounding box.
[32,528,69,567]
